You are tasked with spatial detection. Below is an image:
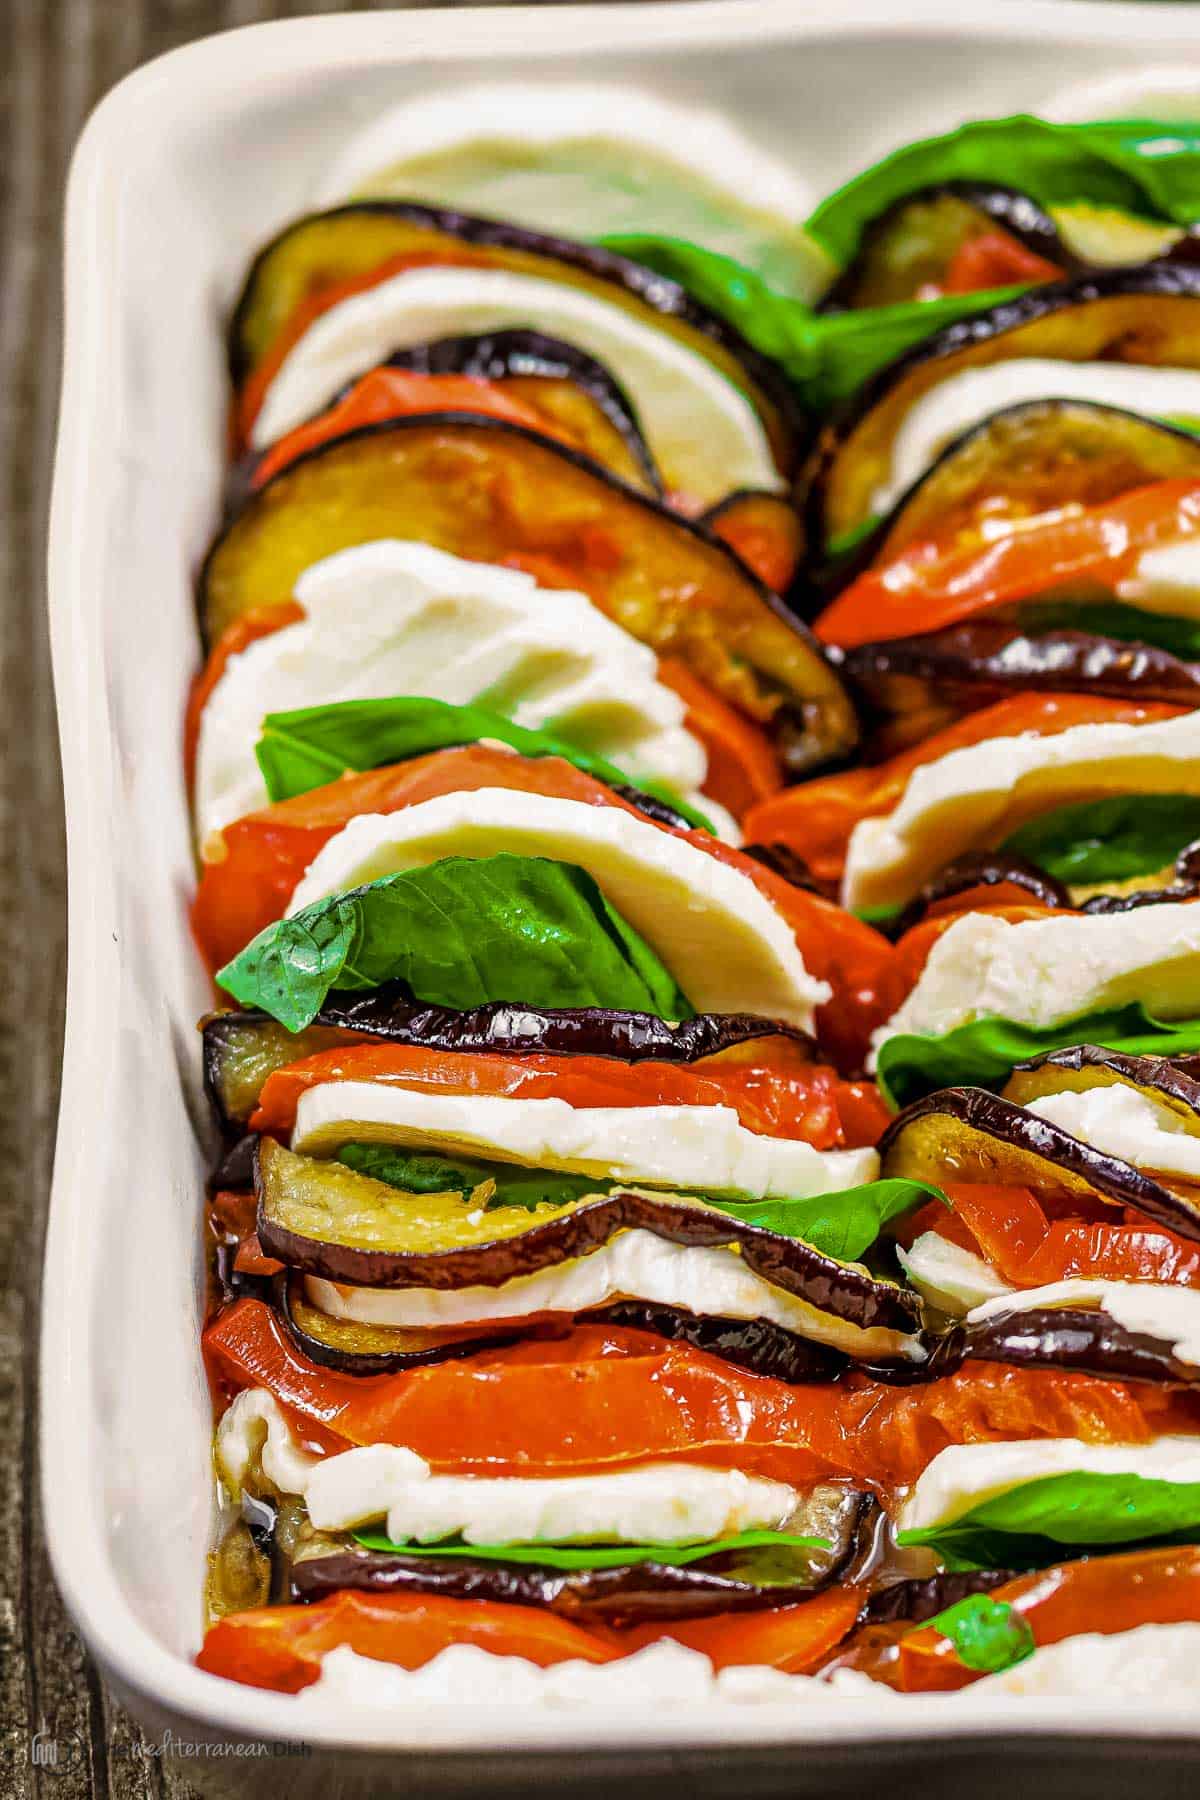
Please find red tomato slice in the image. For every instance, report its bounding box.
[252,368,574,491]
[196,1590,621,1693]
[743,695,1183,890]
[250,1041,883,1150]
[815,480,1200,649]
[914,1182,1200,1289]
[656,656,784,820]
[833,1547,1200,1692]
[203,1302,1189,1494]
[190,742,895,1071]
[941,231,1063,297]
[623,1587,865,1675]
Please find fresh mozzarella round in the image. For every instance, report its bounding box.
[287,788,832,1028]
[314,85,812,224]
[899,1435,1200,1538]
[306,1225,912,1364]
[290,1640,864,1712]
[1024,1084,1200,1185]
[897,1232,1013,1313]
[968,1280,1200,1367]
[1119,537,1200,621]
[216,1389,798,1542]
[193,539,712,844]
[875,359,1200,516]
[249,264,783,505]
[871,901,1200,1061]
[971,1622,1200,1698]
[290,1084,877,1198]
[842,710,1200,914]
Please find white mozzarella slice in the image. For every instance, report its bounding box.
[215,1389,797,1542]
[287,787,832,1028]
[314,85,813,225]
[842,710,1200,914]
[290,1640,868,1712]
[870,901,1200,1062]
[876,359,1200,516]
[1120,535,1200,620]
[1024,1084,1200,1183]
[194,539,712,844]
[899,1434,1200,1538]
[291,1084,876,1198]
[968,1280,1200,1367]
[306,1225,914,1364]
[897,1232,1013,1313]
[249,265,782,505]
[971,1623,1200,1698]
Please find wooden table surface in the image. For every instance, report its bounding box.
[0,4,654,1794]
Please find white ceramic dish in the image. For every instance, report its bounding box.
[44,0,1200,1769]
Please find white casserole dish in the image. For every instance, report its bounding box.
[43,0,1200,1771]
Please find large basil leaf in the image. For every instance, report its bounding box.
[350,1529,823,1570]
[217,854,694,1032]
[256,696,714,834]
[807,115,1200,268]
[1016,598,1200,664]
[877,1003,1200,1111]
[599,231,1024,420]
[898,1469,1200,1571]
[1001,794,1200,886]
[336,1145,943,1260]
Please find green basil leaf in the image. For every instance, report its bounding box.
[1000,794,1200,886]
[350,1529,824,1571]
[898,1470,1200,1571]
[217,853,694,1032]
[335,1147,944,1257]
[708,1178,946,1262]
[807,115,1200,268]
[876,1003,1200,1111]
[1015,598,1200,663]
[256,696,714,835]
[926,1594,1036,1673]
[337,1145,601,1213]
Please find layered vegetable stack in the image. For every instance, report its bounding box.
[193,107,1200,1709]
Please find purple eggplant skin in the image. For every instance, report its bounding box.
[201,996,817,1135]
[963,1306,1200,1388]
[227,327,664,513]
[1007,1043,1200,1114]
[288,1488,874,1624]
[595,1301,848,1384]
[255,1152,923,1332]
[878,1086,1200,1244]
[818,181,1070,318]
[227,201,804,461]
[835,620,1200,722]
[864,1569,1016,1627]
[806,260,1200,549]
[886,853,1072,939]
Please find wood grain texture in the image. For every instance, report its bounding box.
[0,2,654,1794]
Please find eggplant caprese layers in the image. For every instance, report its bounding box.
[190,97,1200,1711]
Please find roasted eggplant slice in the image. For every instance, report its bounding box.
[202,997,815,1136]
[593,1301,848,1385]
[287,1485,871,1624]
[884,853,1072,940]
[1003,1044,1200,1125]
[961,1305,1200,1388]
[229,201,800,470]
[272,1271,513,1374]
[200,417,857,772]
[879,1084,1200,1243]
[808,263,1200,547]
[837,620,1200,750]
[833,401,1200,589]
[230,327,663,508]
[820,183,1067,313]
[254,1138,921,1332]
[863,1567,1015,1626]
